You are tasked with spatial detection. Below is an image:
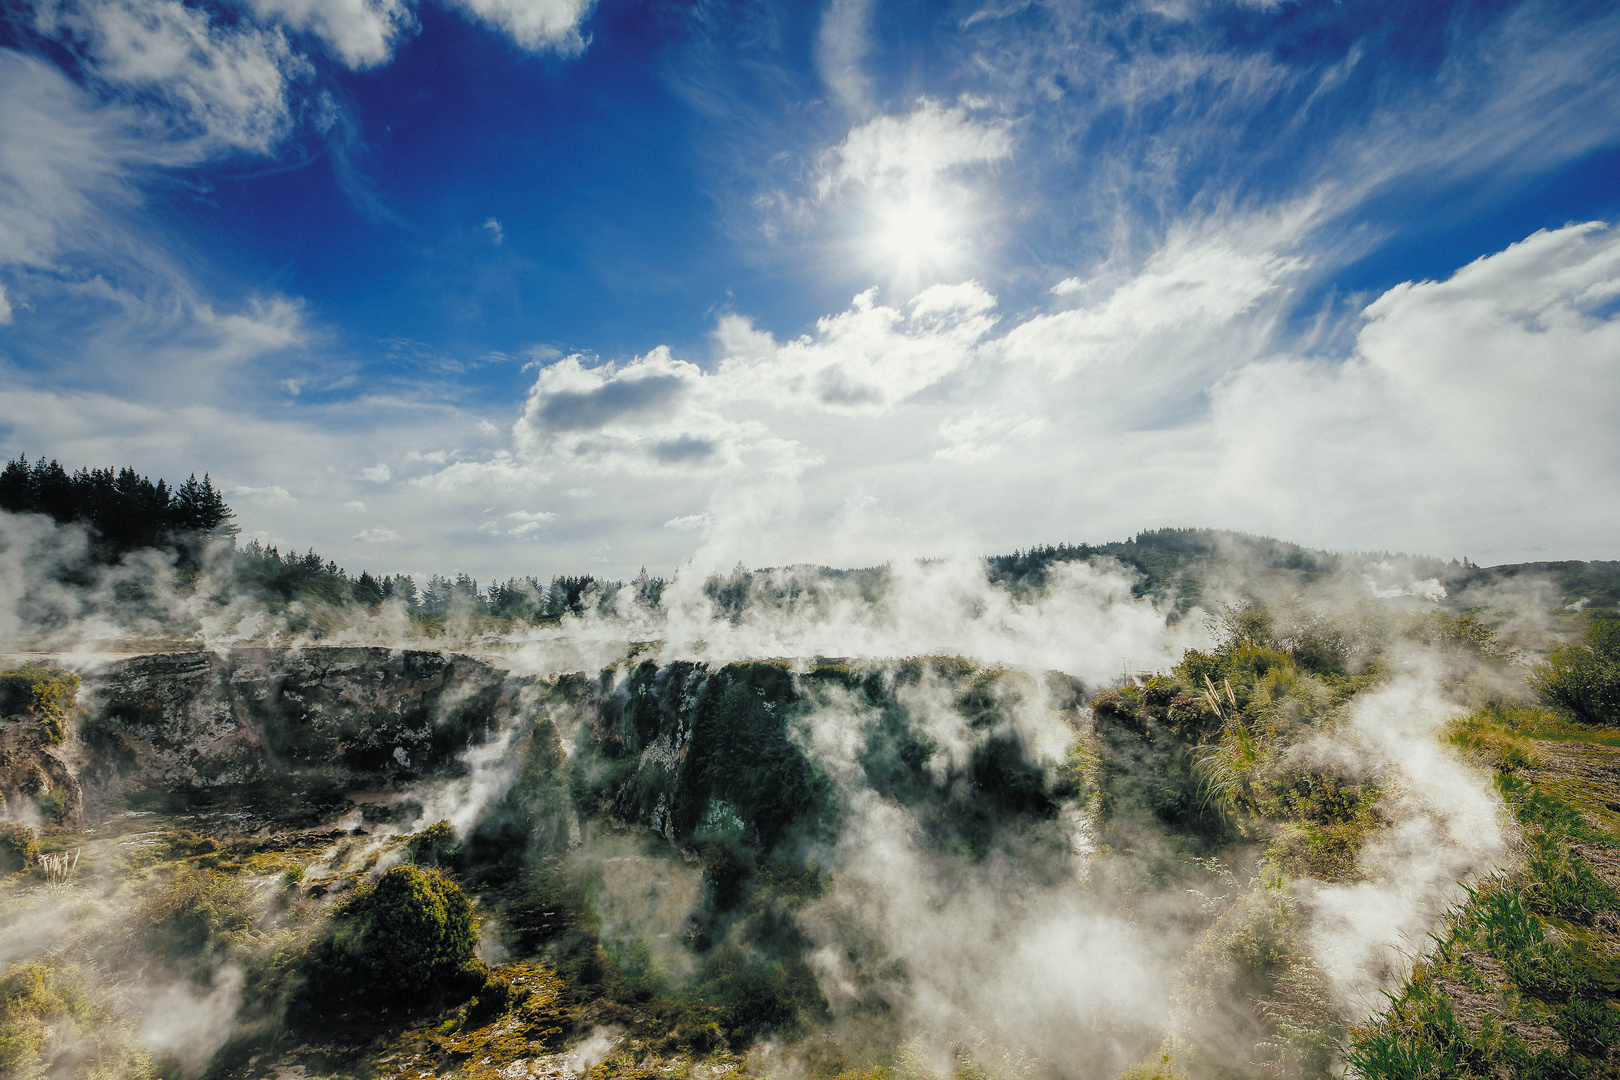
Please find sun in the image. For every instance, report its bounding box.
[861,181,971,289]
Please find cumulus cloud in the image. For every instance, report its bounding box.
[1207,222,1620,555]
[445,0,596,54]
[512,349,746,472]
[714,282,997,414]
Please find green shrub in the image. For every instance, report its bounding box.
[0,823,39,874]
[0,666,78,743]
[137,867,255,957]
[1530,616,1620,726]
[331,864,477,994]
[1174,649,1223,688]
[407,820,462,869]
[1209,601,1276,651]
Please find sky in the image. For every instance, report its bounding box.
[0,0,1618,581]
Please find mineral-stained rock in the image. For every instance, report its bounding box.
[75,647,527,821]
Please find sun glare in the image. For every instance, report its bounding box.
[863,183,971,289]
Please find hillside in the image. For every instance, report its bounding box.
[0,589,1617,1078]
[4,466,1620,1078]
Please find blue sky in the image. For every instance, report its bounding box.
[1,0,1618,580]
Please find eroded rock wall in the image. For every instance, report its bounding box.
[75,647,526,820]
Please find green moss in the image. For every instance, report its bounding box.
[331,864,478,994]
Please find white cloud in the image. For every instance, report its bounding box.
[0,51,155,274]
[1205,221,1620,556]
[229,484,295,505]
[815,0,875,114]
[244,0,411,69]
[819,98,1012,196]
[404,449,449,465]
[933,409,1044,464]
[663,513,711,532]
[359,463,392,482]
[479,508,556,537]
[714,282,997,415]
[445,0,596,54]
[483,217,504,245]
[36,0,302,154]
[1003,233,1304,377]
[353,526,400,542]
[0,284,11,325]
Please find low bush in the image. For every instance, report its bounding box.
[0,822,39,874]
[1530,616,1620,726]
[328,864,478,997]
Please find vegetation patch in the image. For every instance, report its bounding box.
[1350,709,1620,1078]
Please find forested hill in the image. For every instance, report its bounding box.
[4,454,1618,618]
[989,528,1620,614]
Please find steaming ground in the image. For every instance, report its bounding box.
[0,509,1573,1079]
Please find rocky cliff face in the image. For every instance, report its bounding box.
[0,666,85,827]
[73,647,526,822]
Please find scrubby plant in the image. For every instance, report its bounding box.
[137,866,256,958]
[1208,601,1276,652]
[1404,611,1519,665]
[408,820,463,869]
[0,961,154,1079]
[1530,615,1620,726]
[0,666,79,743]
[0,822,39,874]
[329,864,478,995]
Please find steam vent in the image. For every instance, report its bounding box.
[1,534,1619,1078]
[6,0,1620,1072]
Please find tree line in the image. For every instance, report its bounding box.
[0,454,234,561]
[2,454,665,620]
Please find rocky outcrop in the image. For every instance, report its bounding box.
[75,648,528,821]
[0,722,82,828]
[0,667,85,827]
